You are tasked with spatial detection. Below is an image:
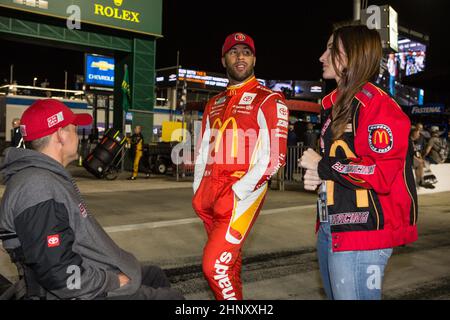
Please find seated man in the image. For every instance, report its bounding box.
[0,99,184,300]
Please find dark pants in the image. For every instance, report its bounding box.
[106,265,184,300]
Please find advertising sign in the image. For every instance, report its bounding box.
[85,54,115,87]
[0,0,162,36]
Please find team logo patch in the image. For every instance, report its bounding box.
[276,103,288,120]
[368,124,393,154]
[234,33,246,41]
[47,234,60,248]
[47,111,64,128]
[239,92,256,105]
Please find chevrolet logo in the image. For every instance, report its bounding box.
[91,61,115,71]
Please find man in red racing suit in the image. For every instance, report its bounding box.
[192,32,288,300]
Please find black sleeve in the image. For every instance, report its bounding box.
[14,200,119,299]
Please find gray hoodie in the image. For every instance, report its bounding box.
[0,147,142,299]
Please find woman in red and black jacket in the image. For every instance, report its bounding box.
[300,24,418,300]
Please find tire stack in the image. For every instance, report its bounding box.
[83,128,126,178]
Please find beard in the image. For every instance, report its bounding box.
[225,63,254,84]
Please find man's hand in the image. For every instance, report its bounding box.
[118,273,130,287]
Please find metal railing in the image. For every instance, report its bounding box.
[282,144,305,184]
[174,144,307,187]
[0,85,85,100]
[174,144,195,181]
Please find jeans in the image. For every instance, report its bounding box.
[317,222,393,300]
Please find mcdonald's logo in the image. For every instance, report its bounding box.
[373,130,389,145]
[212,117,238,158]
[328,140,368,208]
[368,124,393,154]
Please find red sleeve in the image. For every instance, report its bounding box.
[262,95,288,182]
[193,102,212,193]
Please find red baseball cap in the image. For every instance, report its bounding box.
[222,32,255,56]
[20,99,93,141]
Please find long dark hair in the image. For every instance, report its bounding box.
[330,25,382,140]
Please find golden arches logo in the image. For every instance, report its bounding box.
[212,118,238,158]
[368,124,393,153]
[328,139,368,208]
[373,130,389,145]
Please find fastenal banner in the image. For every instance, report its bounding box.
[0,0,162,37]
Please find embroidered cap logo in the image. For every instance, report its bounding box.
[234,33,246,41]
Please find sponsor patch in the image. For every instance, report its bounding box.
[275,133,288,139]
[239,93,256,105]
[79,203,88,218]
[275,128,288,134]
[329,212,369,226]
[47,111,64,128]
[47,234,60,248]
[361,88,374,99]
[332,162,376,175]
[235,105,254,111]
[215,96,227,105]
[277,119,289,128]
[233,110,251,115]
[276,103,288,120]
[212,104,224,110]
[368,124,393,154]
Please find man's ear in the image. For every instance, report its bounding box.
[253,56,256,67]
[55,127,65,145]
[221,57,226,68]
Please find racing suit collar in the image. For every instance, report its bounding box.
[226,76,258,96]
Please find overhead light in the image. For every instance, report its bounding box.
[398,39,411,44]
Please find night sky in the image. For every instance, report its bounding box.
[1,0,449,93]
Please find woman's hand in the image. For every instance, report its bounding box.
[299,148,322,171]
[303,169,322,191]
[299,148,323,191]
